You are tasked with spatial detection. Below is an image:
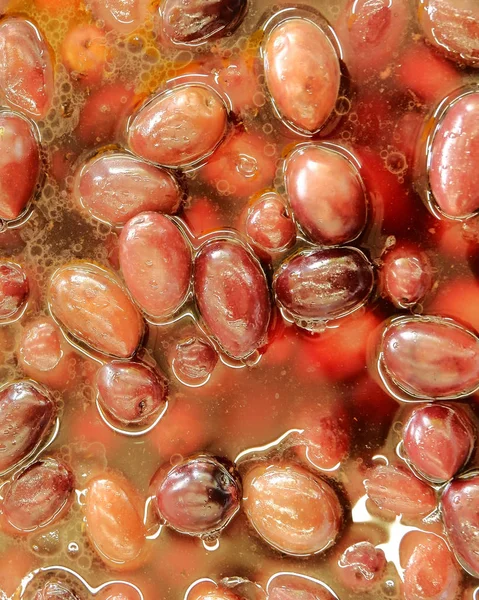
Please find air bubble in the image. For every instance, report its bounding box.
[385,151,407,175]
[253,92,266,107]
[335,96,351,116]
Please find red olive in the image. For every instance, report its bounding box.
[337,542,386,592]
[194,239,270,359]
[0,261,29,319]
[284,144,367,245]
[84,472,147,571]
[90,0,149,34]
[379,316,479,399]
[379,244,433,308]
[0,381,56,475]
[0,111,40,221]
[0,18,54,120]
[74,152,181,225]
[243,462,342,555]
[61,24,110,87]
[128,85,227,168]
[245,192,296,254]
[119,212,192,319]
[153,455,241,536]
[364,463,436,517]
[97,360,167,426]
[172,337,218,383]
[49,262,144,358]
[429,92,479,219]
[418,0,479,68]
[403,403,475,482]
[160,0,247,45]
[402,533,461,600]
[2,458,74,533]
[263,18,340,133]
[273,247,374,323]
[442,474,479,577]
[336,0,410,79]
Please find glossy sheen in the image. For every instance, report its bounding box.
[418,0,479,67]
[2,458,74,532]
[441,475,479,577]
[0,381,55,475]
[379,244,433,308]
[243,463,342,555]
[97,360,167,425]
[0,18,53,119]
[338,542,387,592]
[84,473,146,571]
[245,192,296,253]
[194,239,270,359]
[128,85,227,167]
[17,317,73,389]
[0,262,29,319]
[336,0,409,77]
[154,456,241,535]
[285,145,367,245]
[160,0,247,45]
[403,533,461,600]
[33,582,79,600]
[75,153,181,225]
[90,0,149,34]
[403,404,475,482]
[364,464,436,516]
[274,247,374,322]
[0,112,40,221]
[173,337,218,383]
[119,212,192,319]
[49,263,143,358]
[429,92,479,218]
[380,316,479,399]
[264,18,340,133]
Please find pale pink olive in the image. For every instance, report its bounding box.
[119,212,192,319]
[0,18,54,119]
[429,92,479,219]
[89,0,149,34]
[128,85,227,168]
[338,542,386,592]
[364,463,436,517]
[264,18,340,133]
[284,144,366,245]
[379,316,479,399]
[0,111,40,221]
[0,262,29,319]
[0,381,56,475]
[194,239,270,359]
[418,0,479,68]
[74,153,181,225]
[49,263,143,358]
[243,462,342,555]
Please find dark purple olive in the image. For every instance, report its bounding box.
[97,361,168,426]
[33,582,80,600]
[0,261,29,319]
[172,337,218,383]
[379,316,479,399]
[273,247,374,323]
[0,381,56,475]
[159,0,248,45]
[153,455,241,536]
[441,474,479,577]
[403,403,475,482]
[194,239,270,359]
[2,458,74,532]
